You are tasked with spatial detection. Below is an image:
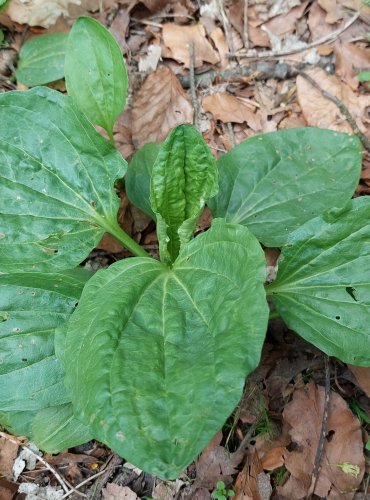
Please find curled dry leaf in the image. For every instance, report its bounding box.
[0,437,18,480]
[348,365,370,399]
[296,67,370,133]
[202,93,262,130]
[5,0,99,28]
[131,67,193,148]
[334,42,370,90]
[279,381,365,500]
[162,23,219,68]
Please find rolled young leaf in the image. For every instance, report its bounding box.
[125,142,160,220]
[0,269,93,449]
[0,86,127,272]
[150,125,218,263]
[267,197,370,366]
[62,219,268,479]
[65,16,128,140]
[16,33,68,87]
[208,128,362,247]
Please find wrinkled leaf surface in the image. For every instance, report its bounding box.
[150,125,218,262]
[16,33,67,86]
[125,142,160,220]
[208,128,361,247]
[65,17,128,139]
[63,219,268,479]
[0,87,127,272]
[268,198,370,365]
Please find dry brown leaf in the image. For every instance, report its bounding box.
[203,93,261,130]
[296,67,370,133]
[348,366,370,398]
[131,67,193,148]
[5,0,99,28]
[335,42,370,90]
[0,437,18,480]
[138,44,162,73]
[0,478,18,500]
[102,484,138,500]
[194,432,241,489]
[318,0,344,23]
[210,27,228,69]
[308,2,336,39]
[261,446,286,471]
[162,23,219,68]
[262,1,309,37]
[234,451,272,500]
[278,381,365,499]
[109,8,130,53]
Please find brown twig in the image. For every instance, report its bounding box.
[178,58,334,88]
[217,0,235,55]
[243,0,249,50]
[299,71,370,151]
[227,11,360,58]
[188,42,201,130]
[308,356,331,498]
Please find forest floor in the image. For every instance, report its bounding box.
[0,0,370,498]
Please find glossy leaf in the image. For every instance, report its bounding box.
[125,142,160,220]
[62,219,268,479]
[268,198,370,366]
[65,16,128,140]
[150,125,218,263]
[32,404,93,453]
[0,86,127,272]
[0,269,90,412]
[16,33,68,86]
[208,128,362,247]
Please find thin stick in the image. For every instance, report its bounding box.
[299,71,370,151]
[243,0,249,50]
[217,0,235,55]
[227,11,359,58]
[188,42,201,130]
[308,356,331,497]
[0,432,72,496]
[60,468,118,499]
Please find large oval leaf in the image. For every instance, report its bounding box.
[62,219,268,479]
[150,125,218,263]
[267,198,370,366]
[16,33,68,87]
[0,270,93,449]
[0,87,127,272]
[125,142,160,220]
[65,17,128,140]
[208,128,362,247]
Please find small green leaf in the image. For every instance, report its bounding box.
[125,142,160,220]
[32,404,93,453]
[0,270,90,412]
[0,87,127,272]
[208,128,362,247]
[16,33,68,87]
[358,71,370,83]
[65,16,128,140]
[268,198,370,365]
[62,219,268,479]
[150,125,218,263]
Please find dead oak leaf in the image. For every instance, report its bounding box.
[335,42,370,90]
[131,66,193,148]
[162,23,219,68]
[102,484,138,500]
[296,67,370,134]
[348,365,370,399]
[5,0,99,28]
[278,381,365,500]
[0,437,18,480]
[202,93,262,130]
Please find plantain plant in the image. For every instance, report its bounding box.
[0,16,368,480]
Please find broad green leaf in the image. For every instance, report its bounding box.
[16,33,68,87]
[65,16,128,140]
[267,198,370,366]
[125,142,160,220]
[0,86,127,273]
[150,125,218,263]
[62,219,268,479]
[208,128,362,247]
[0,269,90,412]
[0,410,34,437]
[32,404,93,453]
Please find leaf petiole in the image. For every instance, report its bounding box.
[99,218,151,258]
